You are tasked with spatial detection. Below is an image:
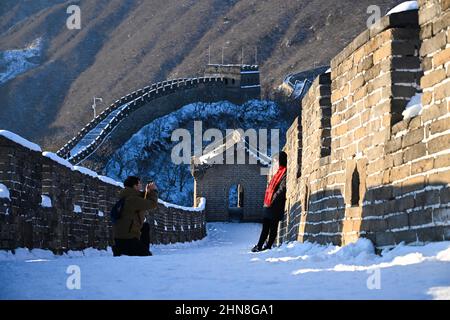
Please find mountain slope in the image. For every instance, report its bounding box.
[0,0,404,149]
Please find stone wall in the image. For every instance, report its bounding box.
[0,135,206,252]
[281,7,450,248]
[192,162,267,222]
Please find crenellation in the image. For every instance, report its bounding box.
[281,5,450,248]
[0,136,206,251]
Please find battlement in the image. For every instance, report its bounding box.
[204,64,261,90]
[281,3,450,248]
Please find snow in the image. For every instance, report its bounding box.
[98,176,124,188]
[0,38,42,85]
[197,130,270,166]
[73,166,98,178]
[0,184,10,200]
[0,130,122,187]
[105,100,288,206]
[41,195,52,208]
[386,1,418,15]
[73,205,82,213]
[0,223,449,299]
[403,93,423,119]
[157,197,206,212]
[42,152,73,170]
[0,130,42,152]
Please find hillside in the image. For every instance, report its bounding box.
[0,0,404,150]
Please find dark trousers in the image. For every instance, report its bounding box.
[113,222,151,257]
[257,218,280,249]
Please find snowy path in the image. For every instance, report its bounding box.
[0,223,449,300]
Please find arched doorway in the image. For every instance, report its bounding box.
[228,184,244,222]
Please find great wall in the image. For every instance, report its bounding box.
[57,65,260,167]
[280,1,450,248]
[0,1,449,252]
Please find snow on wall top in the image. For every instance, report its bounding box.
[0,183,10,200]
[197,130,271,166]
[0,130,124,188]
[0,130,42,152]
[98,176,124,188]
[73,166,99,178]
[158,197,206,212]
[42,152,74,170]
[386,1,418,16]
[0,130,202,212]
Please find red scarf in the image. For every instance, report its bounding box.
[264,166,286,207]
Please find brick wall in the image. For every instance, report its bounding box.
[281,7,450,248]
[192,162,267,222]
[0,136,206,252]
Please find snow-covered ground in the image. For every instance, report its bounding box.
[0,223,449,300]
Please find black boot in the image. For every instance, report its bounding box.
[251,245,262,252]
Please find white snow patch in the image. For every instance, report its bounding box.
[0,38,43,85]
[427,287,450,300]
[73,205,82,213]
[73,166,98,178]
[0,183,10,200]
[42,152,73,170]
[386,1,418,15]
[0,130,41,152]
[157,197,206,212]
[41,195,52,208]
[436,247,450,262]
[98,175,124,188]
[0,247,112,262]
[403,93,423,119]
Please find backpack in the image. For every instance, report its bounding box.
[110,198,126,224]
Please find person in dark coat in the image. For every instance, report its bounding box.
[112,176,158,257]
[252,151,287,252]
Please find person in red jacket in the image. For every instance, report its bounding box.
[252,151,287,252]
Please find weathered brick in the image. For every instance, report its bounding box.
[411,158,434,175]
[374,43,392,64]
[401,175,426,194]
[403,143,427,162]
[434,80,450,101]
[428,135,450,154]
[429,170,450,184]
[419,4,442,27]
[432,10,450,35]
[390,164,410,182]
[402,128,424,148]
[421,68,446,88]
[422,101,448,122]
[408,209,433,227]
[435,153,450,168]
[420,31,447,57]
[387,214,409,230]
